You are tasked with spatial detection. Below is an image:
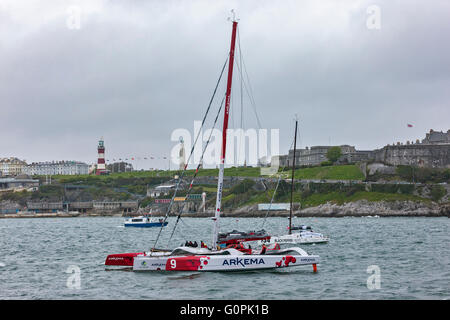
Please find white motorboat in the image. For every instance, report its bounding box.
[124,215,168,228]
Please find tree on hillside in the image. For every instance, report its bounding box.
[326,146,342,164]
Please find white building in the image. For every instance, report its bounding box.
[147,184,176,197]
[24,161,89,175]
[0,157,27,176]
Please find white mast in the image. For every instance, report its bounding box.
[212,16,238,248]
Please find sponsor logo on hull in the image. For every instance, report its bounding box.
[222,258,265,267]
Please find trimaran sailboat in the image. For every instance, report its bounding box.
[105,15,320,272]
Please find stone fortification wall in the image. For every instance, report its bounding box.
[372,144,450,168]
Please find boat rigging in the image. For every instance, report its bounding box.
[105,13,320,272]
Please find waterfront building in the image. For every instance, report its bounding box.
[421,129,450,144]
[147,178,188,197]
[107,162,133,173]
[147,184,176,197]
[0,157,27,176]
[25,200,138,214]
[277,129,450,169]
[0,177,39,192]
[372,129,450,168]
[24,161,89,175]
[278,145,370,168]
[92,201,138,213]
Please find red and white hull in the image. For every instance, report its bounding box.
[131,247,319,272]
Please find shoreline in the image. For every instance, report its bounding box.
[0,212,448,219]
[1,200,449,219]
[0,212,123,219]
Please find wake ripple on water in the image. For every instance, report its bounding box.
[0,216,449,299]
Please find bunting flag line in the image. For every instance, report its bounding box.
[104,156,171,162]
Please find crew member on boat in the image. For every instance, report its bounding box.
[260,244,267,255]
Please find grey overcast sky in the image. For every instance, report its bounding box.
[1,0,449,169]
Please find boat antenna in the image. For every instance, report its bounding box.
[289,116,298,235]
[227,9,239,22]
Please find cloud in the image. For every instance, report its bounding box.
[0,0,449,168]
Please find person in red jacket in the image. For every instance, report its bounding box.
[260,244,267,255]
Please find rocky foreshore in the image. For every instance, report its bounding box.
[296,200,449,217]
[194,200,450,218]
[1,200,449,218]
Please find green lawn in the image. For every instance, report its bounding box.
[280,164,364,181]
[46,164,363,184]
[44,166,263,183]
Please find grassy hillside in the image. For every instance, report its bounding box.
[45,164,364,183]
[279,164,365,180]
[216,179,439,210]
[12,164,445,209]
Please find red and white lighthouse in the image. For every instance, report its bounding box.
[96,137,106,175]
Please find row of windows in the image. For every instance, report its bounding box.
[23,165,89,175]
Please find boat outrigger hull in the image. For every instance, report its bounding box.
[258,233,329,246]
[105,252,144,266]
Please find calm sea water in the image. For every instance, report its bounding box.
[0,216,449,300]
